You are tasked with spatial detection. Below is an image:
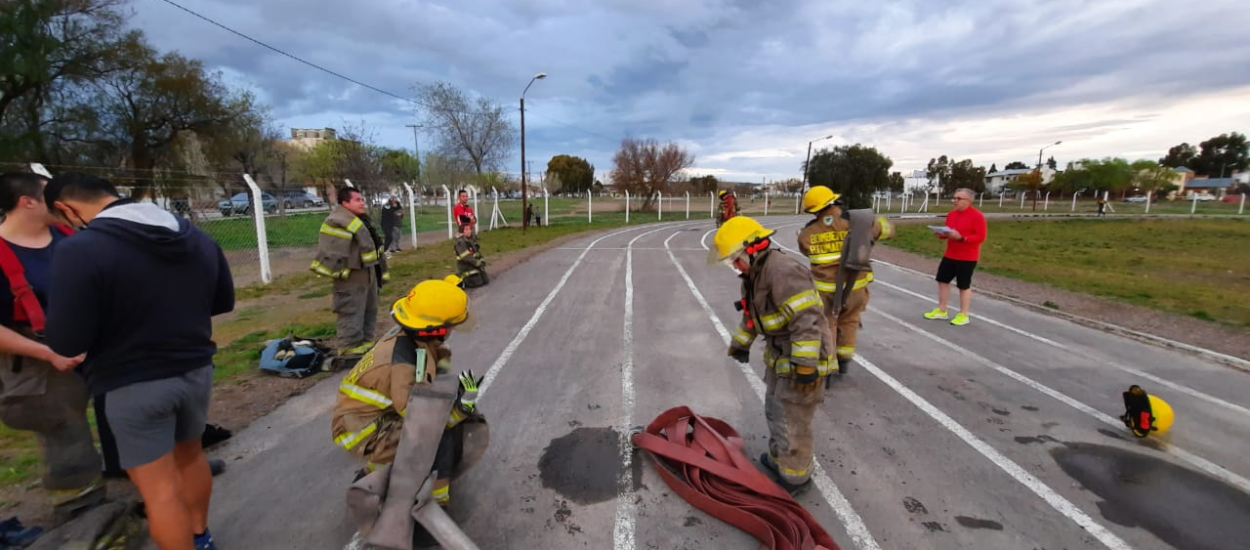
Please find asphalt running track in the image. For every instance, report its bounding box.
[182,217,1250,550]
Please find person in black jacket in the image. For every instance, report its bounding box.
[380,196,403,255]
[44,174,234,550]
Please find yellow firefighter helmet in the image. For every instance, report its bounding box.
[392,275,470,332]
[717,189,729,198]
[1120,385,1175,438]
[708,215,775,265]
[803,186,841,214]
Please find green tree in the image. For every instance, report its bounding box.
[380,148,420,182]
[1159,142,1198,169]
[1194,132,1249,177]
[1130,160,1177,198]
[1017,170,1044,210]
[1004,161,1029,170]
[688,174,719,194]
[888,171,904,193]
[926,155,951,193]
[0,0,129,162]
[805,144,893,209]
[546,154,594,194]
[1047,156,1057,170]
[950,159,987,195]
[988,163,998,173]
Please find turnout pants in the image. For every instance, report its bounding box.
[0,355,101,492]
[333,268,379,350]
[819,286,870,361]
[763,366,824,485]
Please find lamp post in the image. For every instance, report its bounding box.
[520,73,547,230]
[801,135,834,194]
[1033,141,1061,211]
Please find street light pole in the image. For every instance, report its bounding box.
[520,72,547,230]
[800,134,833,194]
[1034,140,1062,211]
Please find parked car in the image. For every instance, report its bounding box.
[1124,195,1149,203]
[279,190,325,209]
[219,192,278,216]
[1221,194,1244,203]
[1191,193,1217,202]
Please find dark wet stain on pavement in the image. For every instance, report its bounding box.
[903,496,929,514]
[1021,405,1040,412]
[1014,435,1060,445]
[955,516,1003,530]
[991,407,1011,416]
[1052,442,1250,550]
[539,427,622,505]
[921,521,947,533]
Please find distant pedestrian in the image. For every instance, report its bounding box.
[43,173,236,550]
[381,196,403,255]
[923,187,987,326]
[1097,197,1107,217]
[453,189,476,231]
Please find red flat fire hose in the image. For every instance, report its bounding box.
[631,406,840,550]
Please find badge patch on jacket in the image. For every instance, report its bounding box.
[823,215,834,225]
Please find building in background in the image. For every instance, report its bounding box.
[287,128,337,150]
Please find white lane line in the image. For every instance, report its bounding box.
[872,277,1250,419]
[343,225,655,550]
[874,259,1250,371]
[662,231,882,550]
[854,354,1135,550]
[699,228,714,250]
[477,225,654,398]
[869,307,1250,496]
[614,225,677,550]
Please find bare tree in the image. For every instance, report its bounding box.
[610,137,694,211]
[415,81,516,178]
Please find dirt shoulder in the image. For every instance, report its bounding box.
[874,244,1250,364]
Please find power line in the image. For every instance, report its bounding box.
[156,0,622,144]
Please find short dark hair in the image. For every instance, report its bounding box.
[0,172,46,213]
[44,173,120,210]
[337,187,360,205]
[457,189,468,197]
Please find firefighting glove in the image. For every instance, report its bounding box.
[458,370,481,413]
[794,365,820,388]
[728,347,750,364]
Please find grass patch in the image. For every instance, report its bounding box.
[885,218,1250,327]
[298,289,331,300]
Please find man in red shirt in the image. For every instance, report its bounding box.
[924,187,987,326]
[452,189,475,231]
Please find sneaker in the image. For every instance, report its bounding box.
[194,529,217,550]
[951,313,970,326]
[209,458,226,477]
[923,307,949,320]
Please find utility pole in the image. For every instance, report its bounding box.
[405,124,423,187]
[520,73,547,230]
[801,135,834,194]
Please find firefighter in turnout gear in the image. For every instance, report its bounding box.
[711,216,832,495]
[716,189,738,228]
[798,186,893,376]
[331,275,483,508]
[453,224,488,288]
[311,187,390,355]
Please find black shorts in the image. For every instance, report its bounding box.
[936,257,978,290]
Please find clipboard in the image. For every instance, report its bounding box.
[927,225,955,234]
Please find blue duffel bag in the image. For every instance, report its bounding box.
[258,337,328,378]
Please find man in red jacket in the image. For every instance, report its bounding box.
[924,187,987,326]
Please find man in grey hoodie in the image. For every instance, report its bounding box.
[44,174,234,550]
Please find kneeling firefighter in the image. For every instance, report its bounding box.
[333,275,489,549]
[453,224,488,288]
[711,216,833,495]
[798,186,893,376]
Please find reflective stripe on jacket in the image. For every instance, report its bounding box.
[797,206,888,289]
[728,249,834,376]
[311,206,389,280]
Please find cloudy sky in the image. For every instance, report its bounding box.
[132,0,1250,182]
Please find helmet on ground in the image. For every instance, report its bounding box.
[803,186,841,214]
[708,215,775,265]
[392,275,470,335]
[1120,385,1174,438]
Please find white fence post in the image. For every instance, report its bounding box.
[1044,192,1050,211]
[402,182,417,249]
[242,174,272,285]
[344,178,355,189]
[588,192,593,224]
[543,187,549,226]
[709,192,715,218]
[685,191,690,219]
[443,185,453,240]
[1000,192,1005,208]
[658,192,663,220]
[1241,193,1246,215]
[1192,193,1198,214]
[764,192,770,216]
[625,191,630,224]
[795,192,801,214]
[978,192,983,208]
[1020,193,1026,210]
[1071,192,1078,212]
[887,192,892,212]
[472,187,481,229]
[1146,192,1152,214]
